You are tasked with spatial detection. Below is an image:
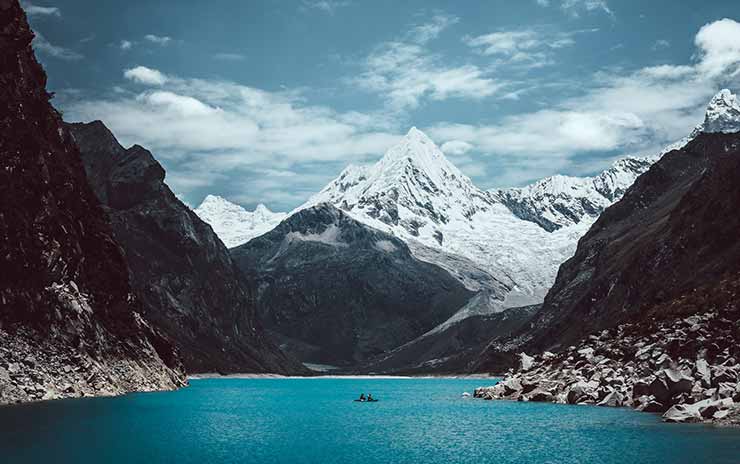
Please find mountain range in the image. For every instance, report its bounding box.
[5,0,740,412]
[195,88,740,373]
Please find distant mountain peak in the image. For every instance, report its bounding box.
[702,88,740,134]
[194,196,287,248]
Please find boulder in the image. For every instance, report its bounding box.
[712,365,738,386]
[663,404,702,423]
[597,391,624,407]
[648,376,670,405]
[526,388,554,402]
[520,353,534,371]
[663,398,734,423]
[695,358,711,387]
[632,379,652,398]
[567,380,598,404]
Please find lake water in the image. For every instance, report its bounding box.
[1,377,739,463]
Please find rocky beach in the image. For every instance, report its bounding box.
[475,296,740,425]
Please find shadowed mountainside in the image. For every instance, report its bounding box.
[68,121,307,375]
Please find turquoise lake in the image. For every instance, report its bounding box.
[1,377,739,463]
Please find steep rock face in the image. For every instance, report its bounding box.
[68,121,305,375]
[0,0,185,403]
[230,204,473,366]
[473,90,740,371]
[194,195,287,248]
[474,130,740,375]
[525,131,740,351]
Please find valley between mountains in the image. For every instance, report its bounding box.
[2,0,740,428]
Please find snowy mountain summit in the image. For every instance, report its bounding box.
[702,88,740,134]
[194,195,286,248]
[303,127,593,309]
[494,157,653,232]
[308,127,495,245]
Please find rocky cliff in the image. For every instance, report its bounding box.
[0,0,185,404]
[230,204,473,367]
[68,121,306,375]
[512,131,740,353]
[474,129,740,424]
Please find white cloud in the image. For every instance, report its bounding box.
[302,0,350,15]
[144,34,172,46]
[694,18,740,78]
[464,28,595,68]
[560,0,612,17]
[23,2,60,16]
[428,18,740,188]
[441,140,473,156]
[63,67,403,205]
[124,66,168,85]
[408,13,459,44]
[214,52,245,61]
[355,35,501,111]
[32,32,83,60]
[120,40,132,50]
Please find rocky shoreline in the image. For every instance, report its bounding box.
[0,323,187,405]
[474,306,740,426]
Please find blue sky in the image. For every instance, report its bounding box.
[25,0,740,210]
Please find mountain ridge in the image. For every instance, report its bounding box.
[68,120,306,375]
[0,0,185,404]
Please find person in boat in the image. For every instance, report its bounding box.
[367,394,374,401]
[358,393,366,402]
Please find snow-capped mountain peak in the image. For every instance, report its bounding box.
[304,127,493,240]
[493,156,654,232]
[194,195,287,247]
[702,89,740,134]
[253,203,275,219]
[371,126,467,188]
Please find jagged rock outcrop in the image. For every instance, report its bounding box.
[0,0,185,403]
[68,121,306,375]
[230,203,473,367]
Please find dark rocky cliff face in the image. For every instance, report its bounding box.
[230,204,473,367]
[68,121,306,375]
[0,0,185,403]
[475,131,740,371]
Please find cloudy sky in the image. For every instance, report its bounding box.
[26,0,740,211]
